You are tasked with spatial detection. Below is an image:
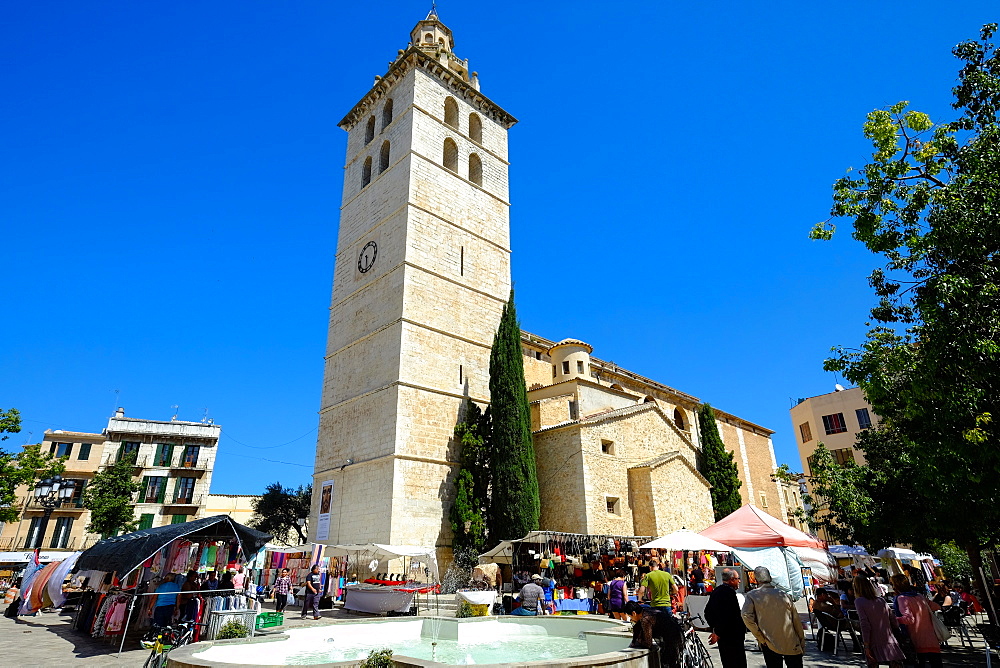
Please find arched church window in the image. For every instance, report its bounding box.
[468,153,482,186]
[379,141,390,173]
[444,97,459,129]
[364,116,375,145]
[443,138,458,173]
[425,33,433,43]
[382,99,394,130]
[469,113,482,144]
[673,408,686,431]
[361,156,372,188]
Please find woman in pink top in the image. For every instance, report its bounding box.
[892,574,941,668]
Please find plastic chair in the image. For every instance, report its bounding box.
[815,611,863,656]
[941,606,973,646]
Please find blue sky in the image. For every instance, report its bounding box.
[2,1,996,494]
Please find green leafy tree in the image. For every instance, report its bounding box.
[698,404,742,521]
[0,408,21,439]
[83,451,142,536]
[248,482,312,545]
[488,289,539,540]
[0,409,67,523]
[796,444,875,545]
[450,399,490,561]
[811,24,1000,618]
[0,443,66,524]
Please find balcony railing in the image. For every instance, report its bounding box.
[24,497,86,511]
[100,454,147,468]
[169,459,208,473]
[162,494,203,507]
[5,534,103,550]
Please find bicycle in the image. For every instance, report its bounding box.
[679,613,714,668]
[141,620,203,668]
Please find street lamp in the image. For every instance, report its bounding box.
[31,475,75,549]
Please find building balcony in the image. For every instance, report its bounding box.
[4,534,102,551]
[99,454,148,469]
[23,497,87,512]
[169,459,208,474]
[161,494,203,508]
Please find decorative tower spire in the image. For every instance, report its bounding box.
[408,9,476,86]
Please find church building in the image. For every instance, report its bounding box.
[311,11,791,560]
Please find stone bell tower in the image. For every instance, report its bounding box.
[312,10,517,557]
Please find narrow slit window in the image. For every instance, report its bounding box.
[444,97,459,129]
[362,156,372,187]
[379,141,390,173]
[443,138,458,172]
[468,153,482,186]
[460,246,464,276]
[382,99,394,129]
[469,113,482,143]
[459,364,463,385]
[364,116,375,144]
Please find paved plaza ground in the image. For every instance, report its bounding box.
[0,597,993,667]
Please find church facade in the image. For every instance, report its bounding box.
[312,12,790,559]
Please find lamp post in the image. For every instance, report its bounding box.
[31,475,75,549]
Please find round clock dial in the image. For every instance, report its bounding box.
[358,241,378,273]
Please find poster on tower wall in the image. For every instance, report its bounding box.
[316,480,334,541]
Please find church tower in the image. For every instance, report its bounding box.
[312,11,517,556]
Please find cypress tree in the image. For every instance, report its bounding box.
[698,403,743,521]
[488,289,539,540]
[450,399,490,558]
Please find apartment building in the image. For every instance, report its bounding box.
[0,408,220,554]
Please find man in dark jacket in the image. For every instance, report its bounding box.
[704,568,747,668]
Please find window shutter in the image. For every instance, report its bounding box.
[141,476,150,502]
[50,443,56,455]
[117,443,124,462]
[158,477,167,504]
[65,443,73,458]
[153,444,162,465]
[167,445,175,467]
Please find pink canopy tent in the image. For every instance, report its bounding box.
[699,504,826,549]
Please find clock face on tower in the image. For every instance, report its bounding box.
[358,241,378,273]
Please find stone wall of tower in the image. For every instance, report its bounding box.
[314,51,514,556]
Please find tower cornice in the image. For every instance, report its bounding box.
[338,47,517,131]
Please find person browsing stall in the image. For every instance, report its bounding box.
[301,565,323,620]
[638,558,675,613]
[704,568,747,668]
[152,574,181,627]
[512,574,545,616]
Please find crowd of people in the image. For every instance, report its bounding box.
[507,557,985,668]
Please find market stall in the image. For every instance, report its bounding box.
[478,530,658,615]
[640,529,734,617]
[70,515,271,651]
[699,504,834,597]
[325,543,440,615]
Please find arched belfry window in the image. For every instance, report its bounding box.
[424,32,433,43]
[444,97,459,129]
[673,408,686,431]
[379,141,390,173]
[361,156,372,188]
[382,99,394,130]
[469,113,482,144]
[469,153,482,186]
[364,116,375,144]
[443,138,458,172]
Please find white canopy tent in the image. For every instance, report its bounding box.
[325,543,440,583]
[640,529,733,552]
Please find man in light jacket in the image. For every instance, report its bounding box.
[741,567,805,668]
